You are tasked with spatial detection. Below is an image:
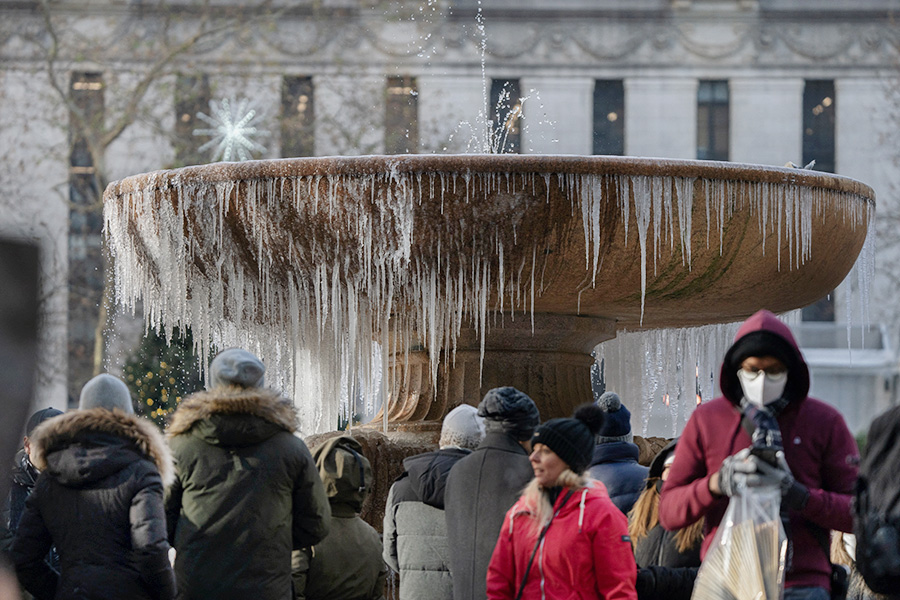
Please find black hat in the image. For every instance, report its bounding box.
[531,403,605,475]
[25,407,63,436]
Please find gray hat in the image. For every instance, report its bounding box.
[209,348,265,389]
[439,404,485,450]
[79,374,134,414]
[477,387,540,442]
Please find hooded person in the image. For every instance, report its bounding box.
[10,374,176,600]
[293,436,386,600]
[629,439,702,600]
[164,348,331,600]
[587,391,649,514]
[383,404,485,600]
[486,403,637,600]
[444,387,540,600]
[2,407,63,559]
[658,310,859,599]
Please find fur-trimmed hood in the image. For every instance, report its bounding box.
[30,408,174,487]
[167,386,298,447]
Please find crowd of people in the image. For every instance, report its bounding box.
[1,309,897,600]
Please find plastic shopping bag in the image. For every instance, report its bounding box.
[691,485,787,600]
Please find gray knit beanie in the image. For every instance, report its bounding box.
[595,391,633,443]
[209,348,265,389]
[78,374,134,414]
[439,404,485,450]
[477,387,540,442]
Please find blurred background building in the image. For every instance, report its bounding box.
[1,0,897,434]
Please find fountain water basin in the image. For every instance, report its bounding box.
[103,155,873,436]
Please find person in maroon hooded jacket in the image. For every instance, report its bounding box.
[658,309,859,600]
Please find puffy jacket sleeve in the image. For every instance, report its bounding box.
[382,483,400,574]
[130,466,176,600]
[658,407,723,531]
[485,507,517,600]
[635,566,698,600]
[9,484,57,600]
[291,439,331,549]
[592,501,638,600]
[163,452,184,543]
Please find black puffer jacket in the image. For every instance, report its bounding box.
[10,409,176,600]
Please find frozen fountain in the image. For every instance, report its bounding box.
[103,154,873,438]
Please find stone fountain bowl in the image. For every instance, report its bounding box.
[104,154,873,430]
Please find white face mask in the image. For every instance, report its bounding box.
[737,369,788,407]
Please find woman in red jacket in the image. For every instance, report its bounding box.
[486,403,638,600]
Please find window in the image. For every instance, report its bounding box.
[490,79,522,154]
[801,81,836,321]
[281,76,315,157]
[175,74,211,166]
[593,80,625,155]
[803,80,835,173]
[69,72,104,234]
[697,80,729,161]
[385,76,418,154]
[68,72,106,400]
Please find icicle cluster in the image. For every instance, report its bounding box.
[103,162,873,434]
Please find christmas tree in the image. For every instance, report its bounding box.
[124,327,205,429]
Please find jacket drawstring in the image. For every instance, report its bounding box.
[578,489,588,533]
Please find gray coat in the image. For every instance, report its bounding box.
[444,432,533,600]
[383,448,469,600]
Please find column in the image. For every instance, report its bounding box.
[314,74,386,156]
[520,77,594,154]
[729,78,804,166]
[417,75,486,153]
[625,78,698,159]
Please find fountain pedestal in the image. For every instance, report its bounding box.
[380,314,617,441]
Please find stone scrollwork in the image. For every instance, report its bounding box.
[571,23,650,60]
[779,24,856,60]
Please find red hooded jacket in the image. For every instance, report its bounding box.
[658,309,859,591]
[487,481,637,600]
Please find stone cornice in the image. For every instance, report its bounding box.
[1,7,897,71]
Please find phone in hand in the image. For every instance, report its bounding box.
[750,446,778,467]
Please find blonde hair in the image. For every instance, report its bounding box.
[628,478,704,553]
[518,469,589,537]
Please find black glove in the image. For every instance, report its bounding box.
[635,568,657,599]
[754,450,809,510]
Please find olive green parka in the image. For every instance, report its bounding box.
[164,386,330,600]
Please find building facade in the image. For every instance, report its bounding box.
[1,0,897,431]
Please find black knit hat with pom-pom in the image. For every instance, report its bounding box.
[531,403,605,475]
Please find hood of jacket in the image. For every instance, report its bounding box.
[403,447,471,509]
[719,310,810,406]
[313,435,372,516]
[168,385,297,447]
[29,408,174,487]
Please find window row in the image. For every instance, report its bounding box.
[68,73,837,172]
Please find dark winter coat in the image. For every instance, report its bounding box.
[294,435,385,600]
[658,310,859,592]
[2,449,60,573]
[383,448,470,600]
[10,408,176,600]
[444,432,534,600]
[587,441,648,515]
[164,386,331,600]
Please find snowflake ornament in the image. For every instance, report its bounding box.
[193,97,268,162]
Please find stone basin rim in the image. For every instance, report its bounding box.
[105,154,876,203]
